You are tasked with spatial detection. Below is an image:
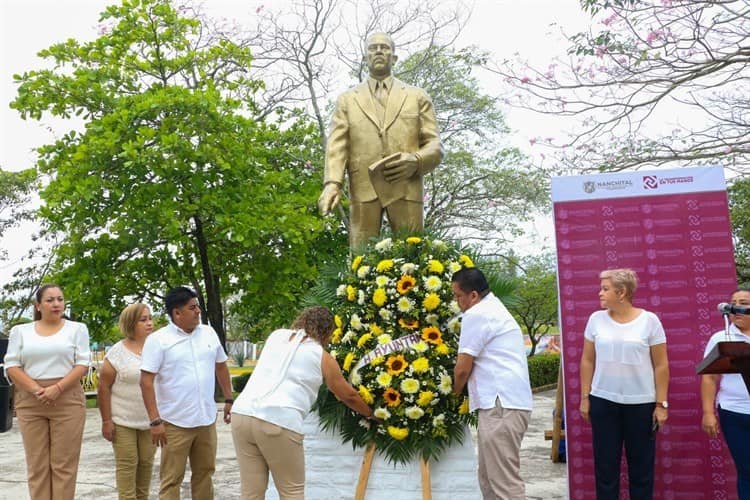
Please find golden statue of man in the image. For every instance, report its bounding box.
[318,32,444,248]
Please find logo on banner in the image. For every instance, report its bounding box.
[583,181,596,193]
[643,175,658,189]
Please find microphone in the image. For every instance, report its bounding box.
[717,303,750,315]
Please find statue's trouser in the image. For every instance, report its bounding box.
[350,199,423,249]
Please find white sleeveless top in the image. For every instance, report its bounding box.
[232,329,323,434]
[105,340,150,430]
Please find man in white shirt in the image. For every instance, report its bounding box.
[140,287,234,500]
[452,268,533,500]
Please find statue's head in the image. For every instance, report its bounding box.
[365,32,397,79]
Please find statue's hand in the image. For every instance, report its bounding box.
[383,153,419,183]
[318,183,342,215]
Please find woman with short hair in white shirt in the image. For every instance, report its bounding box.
[579,269,669,500]
[701,287,750,500]
[97,303,156,500]
[3,283,91,500]
[231,306,378,499]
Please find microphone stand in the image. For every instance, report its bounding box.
[723,312,732,342]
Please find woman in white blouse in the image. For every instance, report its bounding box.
[3,283,91,500]
[98,303,156,500]
[579,269,669,500]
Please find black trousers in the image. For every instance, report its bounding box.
[589,394,656,500]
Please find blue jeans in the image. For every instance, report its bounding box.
[719,406,750,500]
[589,395,656,500]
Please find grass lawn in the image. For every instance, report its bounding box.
[229,364,255,376]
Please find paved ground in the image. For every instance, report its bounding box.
[0,389,567,499]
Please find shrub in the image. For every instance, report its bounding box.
[232,371,253,393]
[528,353,560,388]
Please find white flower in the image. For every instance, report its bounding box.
[357,265,371,279]
[449,261,461,273]
[400,262,416,274]
[405,406,425,419]
[374,407,391,420]
[375,238,393,252]
[449,301,461,314]
[424,313,439,325]
[400,378,420,394]
[358,290,366,305]
[375,275,389,287]
[448,317,461,333]
[424,276,442,292]
[336,284,347,296]
[359,419,372,429]
[433,413,446,427]
[397,297,414,313]
[379,308,392,321]
[350,371,362,386]
[350,314,363,330]
[432,239,447,250]
[412,341,428,353]
[438,373,453,395]
[341,330,355,344]
[330,350,337,360]
[377,334,392,344]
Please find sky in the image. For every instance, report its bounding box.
[0,0,588,284]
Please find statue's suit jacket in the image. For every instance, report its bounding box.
[324,78,443,205]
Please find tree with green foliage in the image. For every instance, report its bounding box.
[9,0,345,343]
[729,179,750,282]
[506,254,559,357]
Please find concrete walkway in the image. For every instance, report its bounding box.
[0,389,567,499]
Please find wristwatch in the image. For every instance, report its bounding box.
[149,418,164,427]
[657,401,668,409]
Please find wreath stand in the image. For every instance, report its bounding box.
[354,443,432,500]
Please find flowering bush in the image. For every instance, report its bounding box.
[314,235,476,464]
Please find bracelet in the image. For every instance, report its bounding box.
[324,180,342,188]
[224,399,234,404]
[149,418,164,427]
[55,382,64,393]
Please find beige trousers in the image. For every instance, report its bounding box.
[476,401,531,500]
[159,422,217,500]
[231,414,305,500]
[15,378,86,500]
[112,423,156,500]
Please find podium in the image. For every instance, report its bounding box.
[696,341,750,394]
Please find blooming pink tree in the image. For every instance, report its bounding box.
[494,0,750,174]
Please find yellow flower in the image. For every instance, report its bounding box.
[458,397,470,414]
[396,275,417,295]
[417,391,435,407]
[369,324,384,336]
[400,378,420,394]
[449,261,462,273]
[375,275,389,287]
[376,372,392,388]
[459,254,474,268]
[343,352,356,372]
[358,385,374,405]
[376,259,394,272]
[334,315,342,328]
[422,293,441,311]
[387,426,409,440]
[331,328,342,344]
[438,374,452,395]
[435,343,450,355]
[370,356,385,366]
[406,236,421,244]
[386,355,408,376]
[428,260,444,274]
[411,357,430,373]
[424,275,442,292]
[421,326,443,345]
[377,334,392,344]
[412,341,428,353]
[384,388,402,407]
[357,333,372,349]
[373,288,387,307]
[346,285,356,302]
[351,255,363,270]
[398,318,419,330]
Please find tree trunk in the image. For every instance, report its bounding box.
[192,214,226,350]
